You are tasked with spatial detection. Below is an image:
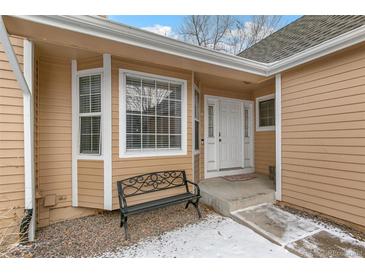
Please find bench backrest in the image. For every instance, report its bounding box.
[117,170,188,199]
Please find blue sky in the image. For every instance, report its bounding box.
[108,15,301,33]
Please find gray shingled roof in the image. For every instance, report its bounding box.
[238,16,365,63]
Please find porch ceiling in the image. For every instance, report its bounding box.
[3,16,267,84]
[195,72,272,94]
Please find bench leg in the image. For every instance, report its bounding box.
[185,201,192,209]
[124,217,129,240]
[120,212,125,227]
[192,198,202,219]
[120,213,130,240]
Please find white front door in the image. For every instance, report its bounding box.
[205,96,254,177]
[219,99,243,169]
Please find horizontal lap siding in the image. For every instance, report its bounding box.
[252,83,276,175]
[281,44,365,227]
[37,56,97,227]
[112,58,193,210]
[78,160,104,209]
[194,154,200,182]
[0,36,24,243]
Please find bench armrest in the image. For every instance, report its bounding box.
[186,179,200,196]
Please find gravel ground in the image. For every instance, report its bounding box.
[9,204,211,258]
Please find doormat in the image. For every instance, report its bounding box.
[223,173,256,182]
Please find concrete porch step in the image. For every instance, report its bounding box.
[200,174,275,216]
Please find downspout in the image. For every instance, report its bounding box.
[0,16,35,242]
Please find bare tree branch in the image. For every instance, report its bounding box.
[178,15,283,55]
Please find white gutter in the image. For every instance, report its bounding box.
[10,16,365,77]
[11,15,268,76]
[6,16,365,78]
[267,25,365,75]
[0,16,35,241]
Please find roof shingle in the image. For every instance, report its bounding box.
[238,16,365,63]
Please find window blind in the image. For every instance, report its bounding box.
[125,75,183,151]
[79,74,102,154]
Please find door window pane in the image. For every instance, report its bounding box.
[208,105,214,138]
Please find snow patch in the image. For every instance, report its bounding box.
[100,214,296,258]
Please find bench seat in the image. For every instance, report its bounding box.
[122,192,197,215]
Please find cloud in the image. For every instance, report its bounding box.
[142,24,178,38]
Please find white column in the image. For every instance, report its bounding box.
[103,53,112,210]
[275,73,282,201]
[191,72,195,180]
[23,39,35,240]
[71,60,78,207]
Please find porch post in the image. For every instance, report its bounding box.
[71,59,78,207]
[275,73,282,201]
[103,53,112,210]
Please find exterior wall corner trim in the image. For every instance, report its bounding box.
[103,53,113,210]
[275,73,282,201]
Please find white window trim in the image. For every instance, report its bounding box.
[256,93,275,132]
[119,69,188,158]
[75,68,105,160]
[193,83,200,155]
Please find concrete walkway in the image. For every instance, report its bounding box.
[200,174,275,216]
[232,204,365,258]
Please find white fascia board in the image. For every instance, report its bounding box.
[8,16,365,77]
[11,15,268,76]
[267,25,365,75]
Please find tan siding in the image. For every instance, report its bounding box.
[0,36,24,243]
[281,44,365,227]
[194,154,200,182]
[77,56,103,71]
[36,56,97,227]
[78,160,104,209]
[252,82,276,175]
[111,58,193,210]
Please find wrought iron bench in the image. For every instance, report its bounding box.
[117,170,201,239]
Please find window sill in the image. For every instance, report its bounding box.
[77,154,104,160]
[119,150,187,159]
[256,126,275,132]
